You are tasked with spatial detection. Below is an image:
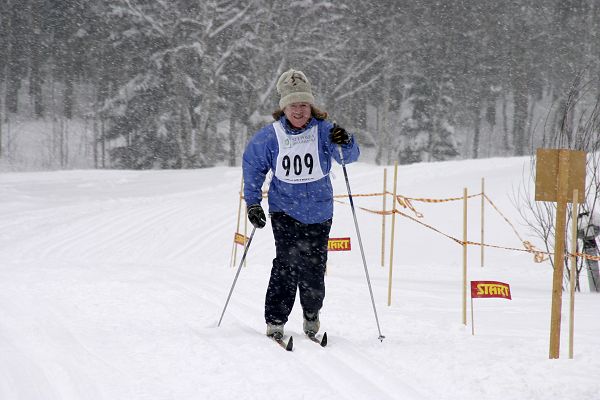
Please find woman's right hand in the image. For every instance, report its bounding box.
[247,204,266,228]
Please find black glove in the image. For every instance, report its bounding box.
[329,123,352,145]
[247,204,266,229]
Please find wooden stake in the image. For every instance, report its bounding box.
[471,295,475,335]
[243,206,248,268]
[481,178,485,268]
[569,189,579,359]
[387,162,398,306]
[463,188,468,326]
[230,176,244,268]
[549,150,571,359]
[381,168,387,267]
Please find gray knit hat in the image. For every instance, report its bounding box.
[276,69,315,109]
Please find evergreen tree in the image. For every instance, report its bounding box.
[2,0,29,114]
[3,0,600,169]
[398,74,458,164]
[429,76,459,161]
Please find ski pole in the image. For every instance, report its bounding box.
[338,145,385,342]
[218,226,257,327]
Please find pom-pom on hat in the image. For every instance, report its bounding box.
[276,69,315,110]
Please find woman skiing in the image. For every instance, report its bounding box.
[242,68,360,338]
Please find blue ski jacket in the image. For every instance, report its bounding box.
[243,116,360,224]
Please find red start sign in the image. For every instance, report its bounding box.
[471,281,512,300]
[328,237,351,251]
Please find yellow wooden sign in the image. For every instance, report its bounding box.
[233,232,248,246]
[535,149,585,203]
[534,148,586,359]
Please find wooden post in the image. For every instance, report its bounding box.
[230,176,244,268]
[481,178,485,268]
[569,189,579,359]
[471,295,475,335]
[463,187,468,326]
[381,168,387,267]
[243,206,248,268]
[549,150,571,358]
[387,162,398,306]
[535,148,586,359]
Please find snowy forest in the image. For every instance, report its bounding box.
[0,0,598,170]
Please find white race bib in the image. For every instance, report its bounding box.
[273,121,326,184]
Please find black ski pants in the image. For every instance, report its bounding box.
[265,212,332,325]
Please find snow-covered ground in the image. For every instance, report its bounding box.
[0,158,598,400]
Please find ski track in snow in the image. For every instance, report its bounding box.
[1,164,599,400]
[291,337,427,400]
[0,288,130,400]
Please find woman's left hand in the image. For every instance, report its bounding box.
[330,124,352,145]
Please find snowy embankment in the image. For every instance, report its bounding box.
[0,159,598,400]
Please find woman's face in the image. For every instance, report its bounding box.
[283,102,311,129]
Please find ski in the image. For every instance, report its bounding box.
[270,334,293,351]
[307,331,327,347]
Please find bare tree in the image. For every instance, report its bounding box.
[515,72,600,292]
